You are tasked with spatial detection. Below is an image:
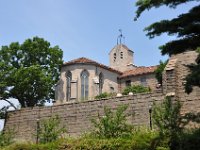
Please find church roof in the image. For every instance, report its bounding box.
[63,57,122,74]
[119,66,157,79]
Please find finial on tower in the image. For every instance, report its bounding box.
[117,29,125,45]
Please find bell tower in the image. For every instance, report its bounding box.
[109,30,135,72]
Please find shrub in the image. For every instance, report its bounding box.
[0,128,15,148]
[3,140,64,150]
[152,97,183,150]
[91,105,133,138]
[4,134,156,150]
[122,85,151,95]
[95,92,116,99]
[37,115,66,144]
[180,128,200,150]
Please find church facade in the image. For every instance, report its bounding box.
[55,44,158,104]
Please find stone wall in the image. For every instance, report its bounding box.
[4,92,164,142]
[163,51,200,113]
[4,50,200,142]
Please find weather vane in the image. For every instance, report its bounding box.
[117,29,125,45]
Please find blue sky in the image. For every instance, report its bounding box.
[0,0,198,130]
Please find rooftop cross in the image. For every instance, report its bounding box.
[117,29,125,45]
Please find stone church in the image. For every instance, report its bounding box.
[55,43,158,104]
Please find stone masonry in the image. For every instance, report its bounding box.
[4,50,200,142]
[5,92,164,142]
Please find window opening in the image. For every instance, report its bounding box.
[114,53,116,62]
[81,70,89,100]
[99,73,104,94]
[120,52,123,59]
[66,71,72,101]
[125,80,131,87]
[140,77,147,86]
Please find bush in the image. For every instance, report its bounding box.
[152,97,183,150]
[95,92,116,99]
[3,139,64,150]
[37,115,66,144]
[5,128,200,150]
[180,128,200,150]
[91,105,133,138]
[4,130,158,150]
[122,85,151,95]
[0,128,15,148]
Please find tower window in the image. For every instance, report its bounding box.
[81,70,89,100]
[120,52,123,59]
[114,53,116,62]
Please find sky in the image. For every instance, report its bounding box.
[0,0,198,130]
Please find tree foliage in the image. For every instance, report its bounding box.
[152,97,184,149]
[0,37,63,107]
[37,115,66,144]
[95,92,116,100]
[135,0,200,93]
[122,85,151,95]
[0,128,15,147]
[155,60,168,85]
[152,97,200,150]
[91,105,133,138]
[185,48,200,93]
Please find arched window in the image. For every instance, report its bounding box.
[66,71,72,101]
[81,70,89,100]
[99,73,104,94]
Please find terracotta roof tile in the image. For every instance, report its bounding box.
[119,66,157,78]
[63,57,122,74]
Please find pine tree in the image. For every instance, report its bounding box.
[135,0,200,93]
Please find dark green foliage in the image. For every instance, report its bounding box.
[95,92,116,99]
[0,128,15,148]
[4,130,157,150]
[180,128,200,150]
[38,115,66,144]
[122,85,151,95]
[152,97,185,150]
[185,47,200,93]
[3,139,64,150]
[91,105,133,138]
[135,0,199,20]
[3,125,200,150]
[0,106,7,119]
[0,37,63,107]
[135,0,200,93]
[155,60,168,85]
[153,97,183,135]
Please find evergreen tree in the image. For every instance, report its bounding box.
[135,0,200,93]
